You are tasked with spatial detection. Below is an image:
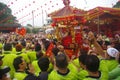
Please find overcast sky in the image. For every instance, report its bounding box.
[0,0,119,27]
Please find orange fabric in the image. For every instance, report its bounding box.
[46,43,54,57]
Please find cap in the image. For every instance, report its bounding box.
[107,48,119,58]
[0,67,10,78]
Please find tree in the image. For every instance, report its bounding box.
[32,28,39,33]
[26,27,31,33]
[0,2,17,23]
[113,1,120,8]
[26,24,33,27]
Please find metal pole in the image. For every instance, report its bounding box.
[42,9,44,26]
[32,10,34,28]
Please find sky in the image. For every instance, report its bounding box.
[0,0,119,27]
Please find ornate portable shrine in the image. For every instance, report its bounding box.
[49,0,86,58]
[49,0,86,48]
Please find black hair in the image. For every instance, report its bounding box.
[13,56,23,71]
[36,51,43,59]
[0,67,10,79]
[38,56,50,71]
[41,39,50,50]
[55,53,68,69]
[24,74,37,80]
[79,53,88,65]
[52,47,60,56]
[3,43,12,51]
[85,55,100,72]
[21,40,26,47]
[35,43,41,52]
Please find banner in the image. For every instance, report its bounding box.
[16,27,26,36]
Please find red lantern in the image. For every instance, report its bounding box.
[11,2,13,4]
[33,1,35,3]
[25,6,27,8]
[29,4,31,6]
[7,5,10,7]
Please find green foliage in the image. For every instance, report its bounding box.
[113,1,120,8]
[26,27,32,33]
[0,2,17,23]
[32,28,39,33]
[26,24,33,27]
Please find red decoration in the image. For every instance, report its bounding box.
[46,43,54,57]
[11,2,13,4]
[51,23,56,27]
[29,4,31,6]
[81,18,86,24]
[16,27,26,36]
[7,5,10,7]
[62,35,72,48]
[75,33,82,45]
[33,1,35,3]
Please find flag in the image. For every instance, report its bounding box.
[16,27,26,36]
[46,42,54,57]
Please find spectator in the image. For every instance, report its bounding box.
[78,53,89,80]
[0,67,11,80]
[83,55,101,80]
[1,43,17,79]
[15,44,30,64]
[13,56,36,80]
[48,53,78,80]
[109,50,120,80]
[37,56,50,80]
[0,55,11,80]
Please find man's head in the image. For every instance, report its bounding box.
[13,56,26,71]
[0,67,10,79]
[79,53,88,69]
[38,56,50,72]
[3,43,12,51]
[15,44,23,52]
[85,55,100,72]
[55,53,68,69]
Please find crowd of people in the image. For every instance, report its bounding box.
[0,31,120,80]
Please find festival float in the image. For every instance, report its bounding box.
[49,0,86,57]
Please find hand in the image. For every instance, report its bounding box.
[28,64,35,74]
[88,31,95,41]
